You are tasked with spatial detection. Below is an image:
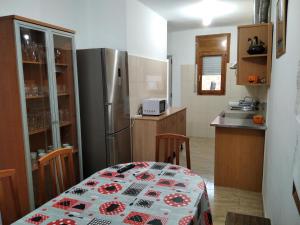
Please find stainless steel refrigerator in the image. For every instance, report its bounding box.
[77,48,131,178]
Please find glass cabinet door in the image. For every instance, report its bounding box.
[19,27,55,167]
[52,34,78,152]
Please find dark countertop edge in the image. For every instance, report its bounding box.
[210,113,267,131]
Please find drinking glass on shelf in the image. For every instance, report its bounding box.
[32,85,39,97]
[29,42,39,62]
[22,43,29,61]
[37,44,45,63]
[55,48,62,63]
[25,85,30,97]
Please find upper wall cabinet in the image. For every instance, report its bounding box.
[237,23,273,86]
[0,15,82,223]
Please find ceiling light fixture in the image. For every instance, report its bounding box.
[181,0,237,27]
[202,17,212,26]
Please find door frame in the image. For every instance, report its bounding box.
[167,55,173,107]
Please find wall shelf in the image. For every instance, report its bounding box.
[241,54,268,59]
[237,23,273,86]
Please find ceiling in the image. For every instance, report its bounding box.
[139,0,254,32]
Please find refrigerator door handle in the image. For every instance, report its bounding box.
[105,102,113,134]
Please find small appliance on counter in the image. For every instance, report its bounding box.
[142,98,166,116]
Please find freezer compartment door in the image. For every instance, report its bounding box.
[106,127,132,166]
[102,49,130,134]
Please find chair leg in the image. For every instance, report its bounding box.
[185,139,191,169]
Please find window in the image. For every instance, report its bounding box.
[196,33,230,95]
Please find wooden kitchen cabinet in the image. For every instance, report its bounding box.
[237,23,273,85]
[215,127,265,192]
[132,107,186,162]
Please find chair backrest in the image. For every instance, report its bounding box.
[0,169,21,221]
[156,133,191,169]
[38,148,75,205]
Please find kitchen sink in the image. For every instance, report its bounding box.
[222,110,256,119]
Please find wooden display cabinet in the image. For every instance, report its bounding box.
[237,23,273,85]
[0,16,82,224]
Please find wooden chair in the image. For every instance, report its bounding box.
[156,133,191,169]
[38,148,75,205]
[0,169,21,222]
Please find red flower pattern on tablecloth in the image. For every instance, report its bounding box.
[144,190,161,198]
[99,171,118,178]
[156,179,176,187]
[47,218,76,225]
[26,214,49,225]
[135,172,155,181]
[98,183,123,194]
[99,201,126,215]
[84,180,99,187]
[123,211,151,225]
[133,162,149,168]
[52,198,78,210]
[179,215,194,225]
[168,165,181,170]
[183,169,197,176]
[164,193,191,207]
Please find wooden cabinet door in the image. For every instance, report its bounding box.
[157,118,168,134]
[176,110,186,135]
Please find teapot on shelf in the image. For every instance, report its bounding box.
[247,36,266,55]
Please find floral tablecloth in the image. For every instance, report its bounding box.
[13,162,212,225]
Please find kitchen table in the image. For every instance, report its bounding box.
[13,162,212,225]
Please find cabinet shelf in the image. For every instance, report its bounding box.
[26,95,48,100]
[60,121,72,127]
[55,63,68,67]
[29,127,48,135]
[23,60,45,65]
[242,54,268,59]
[58,92,69,97]
[29,122,72,135]
[26,93,68,100]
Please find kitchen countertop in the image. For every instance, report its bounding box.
[210,110,267,130]
[132,107,186,121]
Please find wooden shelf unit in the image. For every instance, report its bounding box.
[0,15,81,224]
[237,23,273,85]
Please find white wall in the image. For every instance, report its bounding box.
[262,0,300,224]
[168,26,238,106]
[78,0,127,50]
[126,0,167,60]
[0,0,167,59]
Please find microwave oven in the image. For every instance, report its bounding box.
[142,98,166,116]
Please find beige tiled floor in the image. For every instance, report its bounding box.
[180,137,264,225]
